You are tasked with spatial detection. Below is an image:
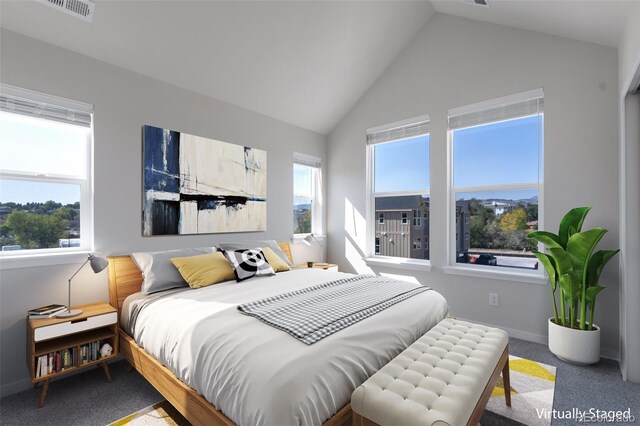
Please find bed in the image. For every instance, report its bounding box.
[107,244,448,426]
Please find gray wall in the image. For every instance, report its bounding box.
[327,14,620,355]
[620,93,640,382]
[0,30,326,396]
[618,2,640,383]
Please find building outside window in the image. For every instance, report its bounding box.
[413,209,421,227]
[367,115,430,260]
[293,153,322,235]
[0,84,94,256]
[448,89,543,270]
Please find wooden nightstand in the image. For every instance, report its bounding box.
[295,263,339,272]
[27,302,118,407]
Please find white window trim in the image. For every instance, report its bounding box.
[446,92,545,283]
[364,255,432,272]
[365,115,431,267]
[0,86,94,265]
[293,153,322,237]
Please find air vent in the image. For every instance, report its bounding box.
[35,0,95,22]
[462,0,488,6]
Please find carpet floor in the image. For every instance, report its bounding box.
[1,337,638,426]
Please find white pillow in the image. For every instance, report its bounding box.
[131,247,216,294]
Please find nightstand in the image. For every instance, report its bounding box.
[295,263,339,272]
[27,302,118,407]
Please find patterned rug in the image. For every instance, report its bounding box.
[484,355,557,426]
[108,400,190,426]
[109,355,556,426]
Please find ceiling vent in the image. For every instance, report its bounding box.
[462,0,488,6]
[35,0,95,22]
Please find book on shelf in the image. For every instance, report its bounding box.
[28,304,66,317]
[34,339,107,379]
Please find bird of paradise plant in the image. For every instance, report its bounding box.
[528,207,619,331]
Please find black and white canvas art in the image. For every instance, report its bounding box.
[142,125,267,236]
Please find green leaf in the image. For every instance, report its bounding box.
[528,231,562,249]
[585,285,606,305]
[549,247,573,278]
[586,249,620,287]
[559,207,591,248]
[566,228,607,283]
[560,273,580,305]
[532,251,557,291]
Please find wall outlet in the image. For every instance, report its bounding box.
[489,293,499,306]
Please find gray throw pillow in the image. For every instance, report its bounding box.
[131,247,216,294]
[223,248,276,282]
[217,240,293,266]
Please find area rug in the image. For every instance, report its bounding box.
[108,400,190,426]
[484,355,557,426]
[109,355,556,426]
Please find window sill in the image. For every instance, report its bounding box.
[364,256,432,272]
[0,250,91,270]
[442,265,548,285]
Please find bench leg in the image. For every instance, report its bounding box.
[502,356,511,407]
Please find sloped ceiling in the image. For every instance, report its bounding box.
[0,1,633,135]
[0,1,435,135]
[430,0,631,48]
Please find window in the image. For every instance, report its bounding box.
[413,238,421,250]
[412,209,421,227]
[0,84,93,256]
[448,89,543,271]
[367,115,430,260]
[293,153,321,235]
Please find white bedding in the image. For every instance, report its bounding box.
[128,269,448,426]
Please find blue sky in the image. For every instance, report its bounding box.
[0,111,87,205]
[0,180,80,205]
[375,115,541,200]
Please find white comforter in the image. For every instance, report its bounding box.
[131,269,448,426]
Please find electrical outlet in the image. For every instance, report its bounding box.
[489,293,499,306]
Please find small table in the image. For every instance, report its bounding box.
[27,302,118,407]
[295,263,338,272]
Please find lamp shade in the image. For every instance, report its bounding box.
[89,255,108,273]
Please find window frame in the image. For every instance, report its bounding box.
[365,115,431,270]
[292,153,322,237]
[445,89,545,281]
[0,84,94,264]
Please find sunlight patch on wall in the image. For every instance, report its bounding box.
[344,196,370,274]
[379,272,420,285]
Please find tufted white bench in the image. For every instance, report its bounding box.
[351,318,510,426]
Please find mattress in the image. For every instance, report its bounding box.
[121,269,449,426]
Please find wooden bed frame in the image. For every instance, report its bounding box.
[107,243,352,426]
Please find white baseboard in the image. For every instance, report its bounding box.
[456,317,619,361]
[0,378,32,398]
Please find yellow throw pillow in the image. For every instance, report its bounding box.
[262,247,291,272]
[171,252,235,288]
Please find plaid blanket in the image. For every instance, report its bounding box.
[237,275,430,344]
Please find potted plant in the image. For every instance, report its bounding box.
[528,207,619,365]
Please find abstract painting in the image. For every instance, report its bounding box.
[142,125,267,236]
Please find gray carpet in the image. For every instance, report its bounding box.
[1,337,638,425]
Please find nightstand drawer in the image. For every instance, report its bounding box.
[34,312,117,342]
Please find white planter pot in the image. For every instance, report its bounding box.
[548,318,600,365]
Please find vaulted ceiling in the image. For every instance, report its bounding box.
[0,1,634,135]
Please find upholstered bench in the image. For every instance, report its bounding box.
[351,318,510,426]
